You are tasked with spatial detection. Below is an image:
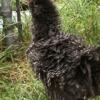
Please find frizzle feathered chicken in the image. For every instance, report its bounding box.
[27,0,100,100]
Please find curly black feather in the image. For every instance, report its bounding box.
[27,0,100,100]
[28,0,60,41]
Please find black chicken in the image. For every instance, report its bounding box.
[27,0,100,100]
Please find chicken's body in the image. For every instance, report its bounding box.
[27,0,100,100]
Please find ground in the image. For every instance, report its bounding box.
[0,58,48,100]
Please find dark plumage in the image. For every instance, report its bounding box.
[27,0,100,100]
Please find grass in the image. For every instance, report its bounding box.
[0,59,48,100]
[0,0,100,100]
[58,0,100,44]
[0,34,48,100]
[0,19,48,100]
